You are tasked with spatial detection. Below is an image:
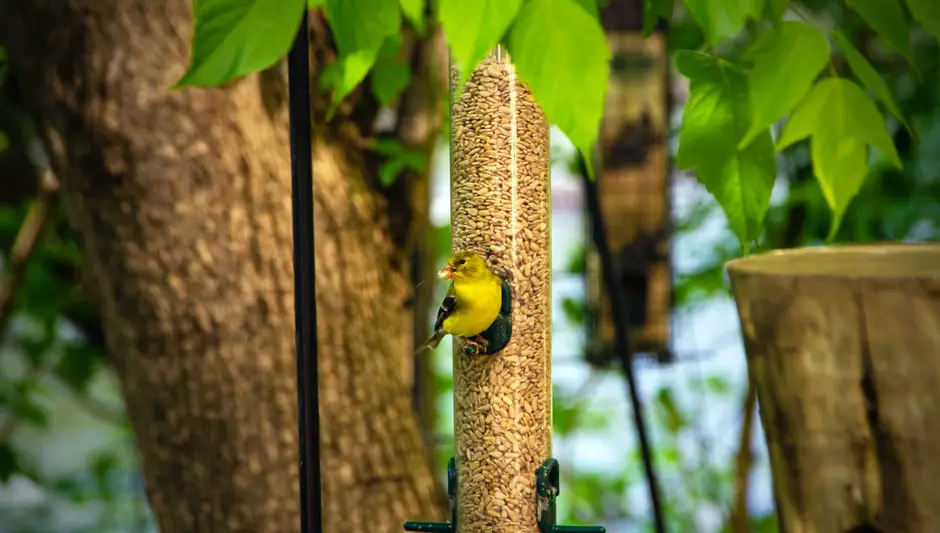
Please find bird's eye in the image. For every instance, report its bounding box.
[458,259,466,265]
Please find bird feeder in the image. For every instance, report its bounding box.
[404,44,604,533]
[449,45,553,533]
[584,26,672,364]
[727,244,940,532]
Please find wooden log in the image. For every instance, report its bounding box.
[726,243,940,533]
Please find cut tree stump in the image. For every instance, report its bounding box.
[726,243,940,533]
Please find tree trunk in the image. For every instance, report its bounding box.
[727,243,940,533]
[0,1,446,531]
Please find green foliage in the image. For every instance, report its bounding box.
[739,22,829,148]
[667,0,940,251]
[644,0,675,36]
[178,0,612,185]
[507,0,611,179]
[325,0,402,114]
[684,0,761,45]
[371,138,429,185]
[777,77,901,238]
[675,51,776,250]
[905,0,940,43]
[400,0,427,35]
[561,296,587,326]
[833,30,910,133]
[766,0,791,23]
[571,0,597,18]
[175,0,306,87]
[438,0,524,94]
[654,387,687,434]
[371,36,412,106]
[0,441,19,481]
[843,0,916,70]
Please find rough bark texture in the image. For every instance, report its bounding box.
[727,244,940,533]
[0,1,446,531]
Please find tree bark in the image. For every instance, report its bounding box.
[0,1,446,531]
[727,243,940,533]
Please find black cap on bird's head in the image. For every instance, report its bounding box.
[439,250,488,280]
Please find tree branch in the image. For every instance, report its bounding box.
[0,167,60,334]
[579,151,668,533]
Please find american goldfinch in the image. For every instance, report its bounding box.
[415,251,502,354]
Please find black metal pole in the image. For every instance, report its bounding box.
[579,151,667,533]
[287,8,322,533]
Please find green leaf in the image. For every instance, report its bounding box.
[176,0,306,87]
[705,376,730,394]
[372,138,427,185]
[308,0,324,6]
[834,30,911,134]
[325,0,401,112]
[55,344,105,392]
[655,387,687,435]
[906,0,940,43]
[776,78,902,239]
[643,0,675,36]
[438,0,524,93]
[561,296,587,325]
[0,442,19,482]
[572,0,601,19]
[400,0,427,34]
[766,0,790,22]
[507,0,611,164]
[676,51,777,249]
[91,452,118,501]
[371,62,410,106]
[371,37,412,105]
[684,0,757,44]
[844,0,916,70]
[372,137,407,156]
[739,21,829,148]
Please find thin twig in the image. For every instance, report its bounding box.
[0,168,59,445]
[729,378,757,533]
[0,167,60,333]
[578,150,668,533]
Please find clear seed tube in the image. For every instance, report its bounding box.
[449,45,552,533]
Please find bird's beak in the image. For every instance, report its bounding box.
[438,264,456,279]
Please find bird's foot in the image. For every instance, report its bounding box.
[473,335,489,353]
[463,336,487,356]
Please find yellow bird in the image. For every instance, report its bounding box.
[415,251,502,354]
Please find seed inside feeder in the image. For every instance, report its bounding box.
[450,46,552,533]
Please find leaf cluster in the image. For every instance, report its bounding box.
[176,0,614,179]
[657,0,937,250]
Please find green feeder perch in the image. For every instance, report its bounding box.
[536,459,606,533]
[404,457,458,532]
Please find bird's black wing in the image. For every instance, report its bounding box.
[433,285,458,332]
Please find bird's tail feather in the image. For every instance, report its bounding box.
[413,329,446,355]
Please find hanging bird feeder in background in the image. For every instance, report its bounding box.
[584,17,673,366]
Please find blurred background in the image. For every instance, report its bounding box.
[1,0,938,531]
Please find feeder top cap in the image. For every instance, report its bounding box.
[725,243,940,279]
